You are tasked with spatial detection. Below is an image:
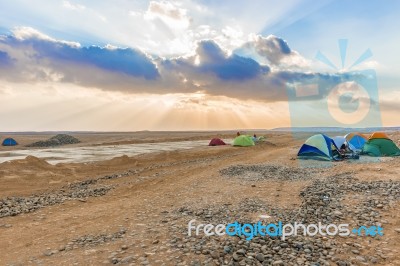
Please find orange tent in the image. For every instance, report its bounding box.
[369,132,390,140]
[345,132,367,141]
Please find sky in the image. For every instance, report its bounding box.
[0,0,399,131]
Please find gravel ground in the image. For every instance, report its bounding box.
[220,164,319,181]
[0,170,139,218]
[162,173,400,265]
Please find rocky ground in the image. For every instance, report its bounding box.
[0,132,399,265]
[167,171,399,265]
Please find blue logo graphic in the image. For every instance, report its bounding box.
[287,39,381,131]
[351,225,384,237]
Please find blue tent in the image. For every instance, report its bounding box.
[298,134,340,161]
[2,138,18,146]
[345,133,367,151]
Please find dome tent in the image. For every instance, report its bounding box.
[297,134,340,161]
[333,136,356,152]
[368,132,390,140]
[2,138,18,146]
[232,135,255,147]
[332,136,346,149]
[345,132,367,151]
[362,132,400,157]
[208,138,226,146]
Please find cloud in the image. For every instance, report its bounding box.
[0,50,12,66]
[11,26,80,46]
[63,0,85,11]
[379,91,400,112]
[237,35,310,69]
[0,27,375,104]
[163,40,270,81]
[145,1,190,29]
[0,27,159,83]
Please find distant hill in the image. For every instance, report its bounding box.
[271,127,400,132]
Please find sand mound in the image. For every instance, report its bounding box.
[1,155,52,169]
[27,134,80,147]
[99,155,135,166]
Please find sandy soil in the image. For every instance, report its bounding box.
[0,131,399,266]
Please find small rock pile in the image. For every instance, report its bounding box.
[0,180,112,218]
[0,169,141,219]
[43,228,127,257]
[27,134,80,147]
[220,164,318,182]
[67,228,127,249]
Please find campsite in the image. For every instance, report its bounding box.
[0,130,399,265]
[1,1,400,265]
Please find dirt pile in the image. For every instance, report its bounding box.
[27,134,80,147]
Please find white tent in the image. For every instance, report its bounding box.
[333,136,356,151]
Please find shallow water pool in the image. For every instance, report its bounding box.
[0,140,232,165]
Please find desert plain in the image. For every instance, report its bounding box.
[0,130,399,266]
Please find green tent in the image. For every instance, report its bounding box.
[232,135,255,147]
[362,138,400,157]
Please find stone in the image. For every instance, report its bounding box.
[355,256,366,262]
[121,256,135,263]
[43,250,53,256]
[280,243,288,248]
[333,210,343,216]
[255,253,265,262]
[236,249,246,255]
[223,246,232,254]
[210,251,219,259]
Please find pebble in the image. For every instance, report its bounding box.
[355,256,367,262]
[236,249,246,255]
[232,253,239,261]
[333,210,343,216]
[43,250,53,256]
[210,251,219,259]
[255,253,264,262]
[223,246,232,254]
[120,256,135,263]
